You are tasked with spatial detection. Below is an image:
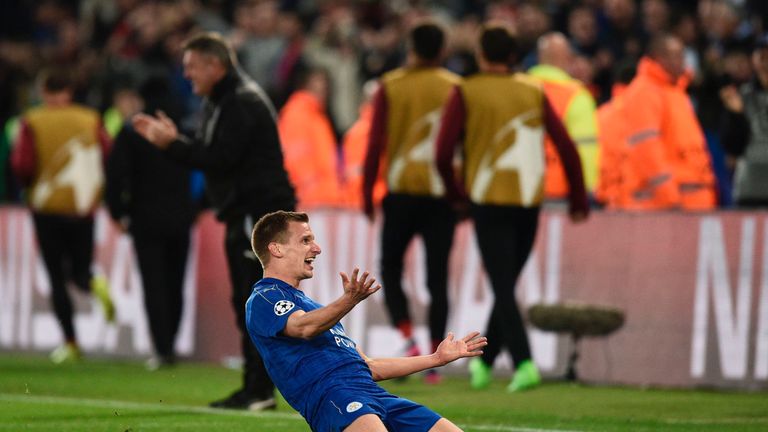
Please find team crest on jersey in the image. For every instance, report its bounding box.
[273,300,295,316]
[346,401,363,413]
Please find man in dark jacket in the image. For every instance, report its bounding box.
[105,76,198,370]
[133,32,296,410]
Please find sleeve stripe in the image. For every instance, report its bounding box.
[627,129,660,146]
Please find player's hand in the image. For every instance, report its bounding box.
[339,268,381,304]
[434,331,487,366]
[132,111,178,148]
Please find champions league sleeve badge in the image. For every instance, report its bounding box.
[274,300,295,316]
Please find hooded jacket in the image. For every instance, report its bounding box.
[611,57,716,210]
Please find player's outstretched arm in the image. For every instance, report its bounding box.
[283,268,380,340]
[360,332,487,381]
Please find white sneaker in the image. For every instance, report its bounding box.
[145,355,177,371]
[50,343,82,364]
[248,398,277,411]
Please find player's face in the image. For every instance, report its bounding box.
[182,50,225,96]
[283,221,322,281]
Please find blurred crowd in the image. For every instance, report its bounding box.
[1,0,767,208]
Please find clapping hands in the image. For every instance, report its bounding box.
[132,111,178,148]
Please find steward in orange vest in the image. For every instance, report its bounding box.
[529,33,599,200]
[595,83,628,208]
[278,69,343,209]
[609,35,717,210]
[340,82,386,211]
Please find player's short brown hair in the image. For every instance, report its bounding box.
[251,211,309,266]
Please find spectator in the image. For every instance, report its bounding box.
[599,0,645,61]
[444,14,481,77]
[514,3,552,69]
[693,0,748,138]
[231,0,284,100]
[720,35,768,207]
[273,7,311,108]
[669,8,700,79]
[304,3,363,132]
[435,23,589,392]
[595,0,645,99]
[568,6,600,58]
[359,17,404,82]
[570,54,601,99]
[278,67,343,210]
[529,32,599,200]
[641,0,671,38]
[567,5,616,101]
[105,76,198,370]
[10,68,114,363]
[132,32,296,410]
[363,21,461,384]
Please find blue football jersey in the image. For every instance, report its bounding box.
[245,278,374,417]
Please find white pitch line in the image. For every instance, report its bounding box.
[458,426,581,432]
[663,418,768,425]
[0,393,301,420]
[0,393,582,432]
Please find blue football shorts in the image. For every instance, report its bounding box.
[310,382,441,432]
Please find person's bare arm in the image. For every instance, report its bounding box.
[282,269,380,339]
[358,332,487,381]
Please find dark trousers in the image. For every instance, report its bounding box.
[225,213,276,399]
[380,194,457,345]
[132,230,190,359]
[32,213,94,342]
[471,204,539,368]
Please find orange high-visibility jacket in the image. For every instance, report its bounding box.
[595,84,629,207]
[612,57,716,210]
[340,102,386,210]
[278,90,343,209]
[529,65,599,199]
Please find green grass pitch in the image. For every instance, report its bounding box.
[1,354,766,431]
